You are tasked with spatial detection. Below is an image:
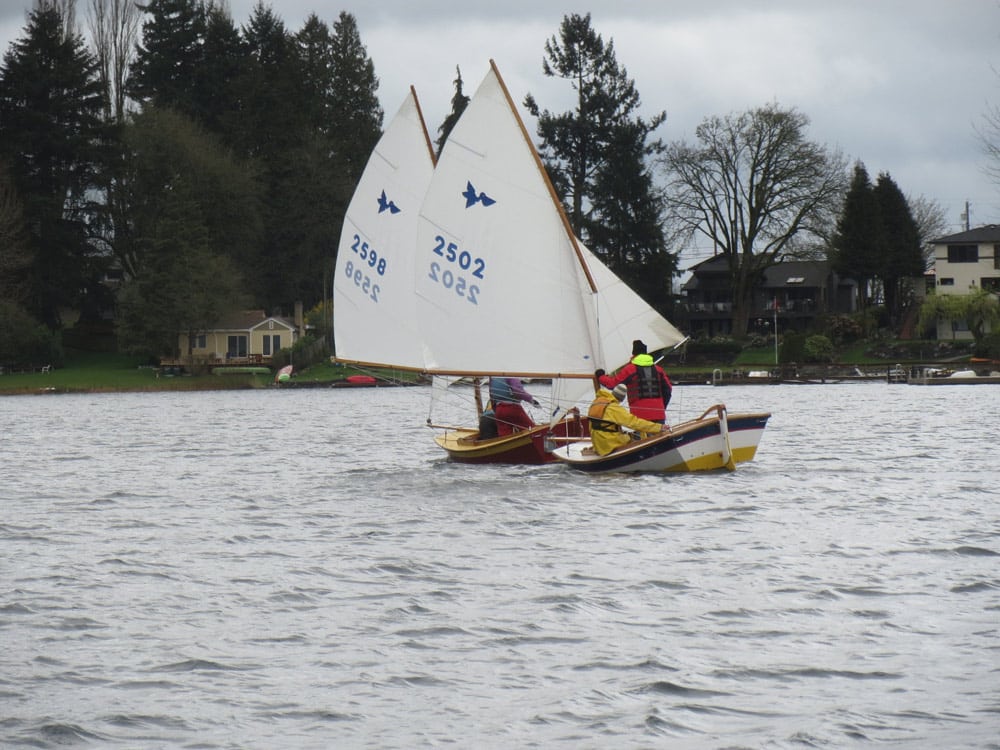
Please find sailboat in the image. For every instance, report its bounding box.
[414,61,769,470]
[413,60,679,463]
[334,65,769,471]
[333,87,437,372]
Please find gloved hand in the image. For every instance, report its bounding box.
[532,399,540,407]
[594,369,605,379]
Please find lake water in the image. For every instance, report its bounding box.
[2,383,998,749]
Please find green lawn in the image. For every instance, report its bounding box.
[0,349,420,395]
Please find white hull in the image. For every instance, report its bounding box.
[552,406,770,474]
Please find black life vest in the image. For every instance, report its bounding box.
[633,365,662,401]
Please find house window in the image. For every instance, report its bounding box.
[939,278,954,286]
[982,277,1000,293]
[189,334,206,349]
[947,244,978,263]
[994,245,1000,270]
[227,335,247,358]
[263,335,280,355]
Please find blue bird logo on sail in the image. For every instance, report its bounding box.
[463,181,496,209]
[377,190,401,214]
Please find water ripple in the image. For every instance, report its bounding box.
[1,385,998,748]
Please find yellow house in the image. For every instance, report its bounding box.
[930,225,1000,340]
[177,309,300,364]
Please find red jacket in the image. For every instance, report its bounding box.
[599,354,673,422]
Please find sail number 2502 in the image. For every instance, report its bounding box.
[428,235,485,305]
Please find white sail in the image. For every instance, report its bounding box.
[582,243,687,371]
[334,87,436,370]
[414,61,601,377]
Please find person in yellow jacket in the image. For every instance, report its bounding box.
[587,383,664,456]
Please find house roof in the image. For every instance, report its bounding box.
[931,224,1000,244]
[211,310,296,332]
[684,254,730,274]
[759,260,830,289]
[681,255,832,291]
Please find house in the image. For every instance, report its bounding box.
[680,255,856,337]
[927,224,1000,340]
[175,308,301,365]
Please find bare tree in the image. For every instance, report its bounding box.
[661,103,848,335]
[34,0,78,41]
[977,96,1000,186]
[907,194,948,269]
[87,0,139,124]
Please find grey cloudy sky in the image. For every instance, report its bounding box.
[2,0,999,261]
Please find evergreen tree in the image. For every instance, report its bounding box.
[831,162,882,310]
[436,66,469,157]
[0,161,32,307]
[238,2,303,157]
[328,11,382,185]
[129,0,207,119]
[200,3,246,137]
[295,13,335,133]
[873,172,923,328]
[524,13,674,311]
[588,121,673,307]
[0,5,108,328]
[831,166,924,333]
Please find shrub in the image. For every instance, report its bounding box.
[271,334,329,370]
[825,314,865,344]
[0,301,64,371]
[803,334,834,362]
[975,331,1000,360]
[779,332,806,364]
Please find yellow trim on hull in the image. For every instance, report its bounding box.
[434,429,538,459]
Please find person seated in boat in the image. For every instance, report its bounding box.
[489,376,540,436]
[588,383,664,456]
[478,407,498,439]
[596,339,673,424]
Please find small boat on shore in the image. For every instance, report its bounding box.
[907,365,1000,385]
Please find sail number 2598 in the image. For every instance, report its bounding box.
[428,235,485,305]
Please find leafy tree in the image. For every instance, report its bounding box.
[662,104,848,335]
[917,288,1000,346]
[436,65,469,157]
[0,5,109,328]
[524,13,674,309]
[117,175,246,357]
[121,106,263,282]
